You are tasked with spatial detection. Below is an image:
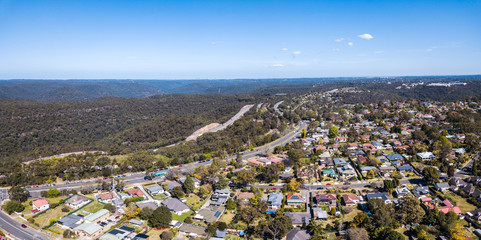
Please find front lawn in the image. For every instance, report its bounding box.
[343,208,362,222]
[171,210,193,222]
[82,200,105,213]
[32,206,70,228]
[185,194,203,210]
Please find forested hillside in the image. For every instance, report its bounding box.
[0,94,255,162]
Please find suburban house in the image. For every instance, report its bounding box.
[322,168,338,178]
[284,212,311,227]
[164,180,182,190]
[333,158,348,166]
[267,192,283,210]
[286,230,311,240]
[412,186,430,199]
[194,206,224,224]
[435,182,450,192]
[314,194,336,208]
[417,152,435,161]
[85,209,110,223]
[211,189,231,206]
[57,214,83,229]
[236,192,254,206]
[32,198,50,212]
[366,192,392,204]
[342,194,362,206]
[394,187,411,198]
[286,193,306,206]
[74,222,103,239]
[339,164,357,179]
[66,195,90,209]
[467,209,481,222]
[312,208,328,221]
[449,177,467,191]
[145,185,164,196]
[127,188,145,199]
[161,198,190,215]
[179,223,208,238]
[398,165,413,172]
[98,192,115,203]
[100,225,136,240]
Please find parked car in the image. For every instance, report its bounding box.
[21,224,27,228]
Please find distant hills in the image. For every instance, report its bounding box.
[0,75,480,102]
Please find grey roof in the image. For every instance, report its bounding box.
[268,192,283,207]
[146,185,164,194]
[412,186,430,198]
[136,201,158,210]
[74,222,102,236]
[286,230,311,240]
[57,214,82,229]
[333,158,347,165]
[386,154,403,161]
[366,192,391,202]
[435,182,450,189]
[284,212,311,225]
[196,206,224,223]
[398,165,413,171]
[214,189,231,195]
[179,223,207,236]
[161,198,190,213]
[85,209,109,222]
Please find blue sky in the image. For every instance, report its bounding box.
[0,0,479,79]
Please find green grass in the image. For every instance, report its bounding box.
[82,200,105,213]
[220,210,235,224]
[171,210,193,222]
[185,194,202,210]
[395,227,409,240]
[343,208,362,222]
[447,192,477,213]
[33,206,69,228]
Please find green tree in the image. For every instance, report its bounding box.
[149,206,172,229]
[329,126,339,138]
[347,228,369,240]
[8,186,29,202]
[160,230,172,240]
[183,176,195,194]
[139,207,154,220]
[47,188,60,198]
[103,203,116,213]
[226,199,236,210]
[171,186,185,198]
[367,169,375,179]
[396,194,425,225]
[184,216,193,224]
[422,167,440,185]
[473,159,478,176]
[213,176,229,190]
[264,215,293,239]
[3,200,25,214]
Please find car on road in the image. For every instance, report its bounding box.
[272,188,276,190]
[326,183,331,185]
[21,224,27,228]
[317,187,324,189]
[269,184,274,186]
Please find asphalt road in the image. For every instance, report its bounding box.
[0,210,49,240]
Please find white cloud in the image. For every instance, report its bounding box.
[374,50,384,54]
[348,42,354,46]
[210,41,217,45]
[292,51,301,56]
[358,33,374,40]
[335,38,345,42]
[281,48,288,51]
[271,64,284,67]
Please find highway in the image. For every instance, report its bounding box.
[0,210,49,240]
[26,121,308,198]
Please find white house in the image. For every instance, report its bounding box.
[417,152,435,161]
[32,199,49,212]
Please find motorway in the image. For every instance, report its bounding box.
[0,210,49,240]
